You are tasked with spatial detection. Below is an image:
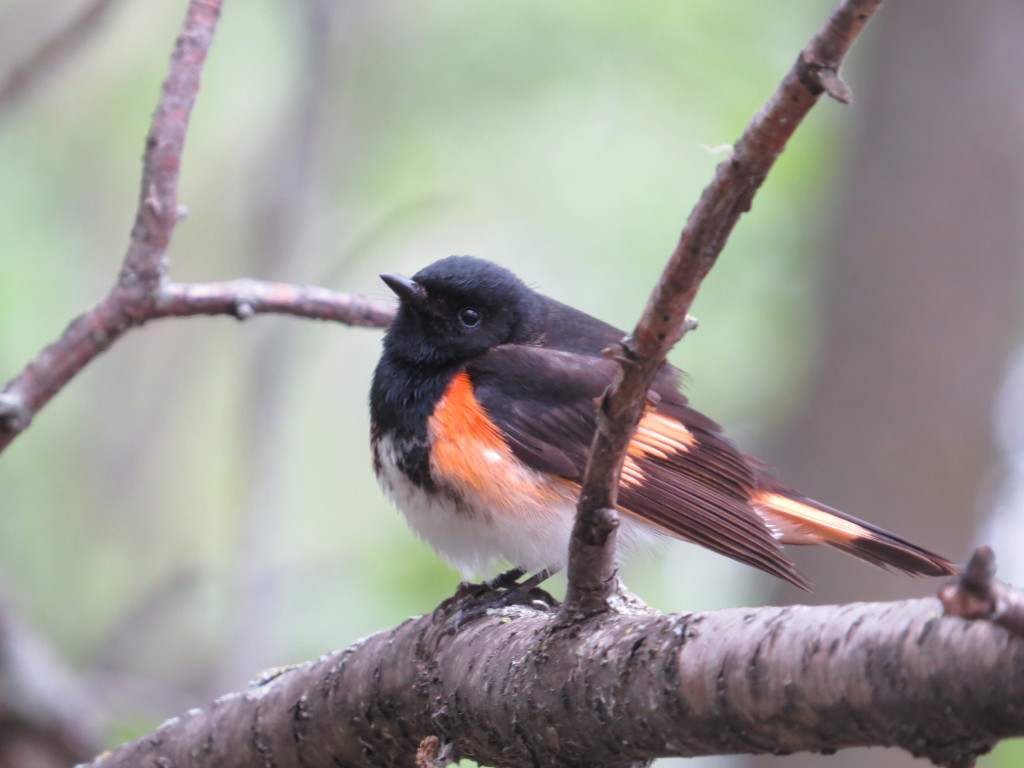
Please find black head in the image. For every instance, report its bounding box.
[379,256,540,368]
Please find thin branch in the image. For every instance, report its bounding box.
[0,0,123,117]
[0,279,392,451]
[0,0,223,453]
[562,0,886,617]
[0,0,404,457]
[77,591,1024,768]
[158,280,394,326]
[119,0,221,292]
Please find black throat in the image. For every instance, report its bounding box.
[369,352,461,489]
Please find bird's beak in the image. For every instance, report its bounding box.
[380,273,427,309]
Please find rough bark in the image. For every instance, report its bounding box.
[77,588,1024,768]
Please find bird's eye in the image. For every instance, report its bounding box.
[457,307,482,328]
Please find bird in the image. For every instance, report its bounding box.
[369,255,957,590]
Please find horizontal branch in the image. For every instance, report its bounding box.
[158,279,395,326]
[0,281,393,452]
[80,590,1024,768]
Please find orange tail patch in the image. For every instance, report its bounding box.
[753,491,869,545]
[752,490,957,577]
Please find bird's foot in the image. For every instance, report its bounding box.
[441,568,557,632]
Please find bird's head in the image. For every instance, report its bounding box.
[380,256,539,367]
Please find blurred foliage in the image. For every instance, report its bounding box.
[0,0,1018,765]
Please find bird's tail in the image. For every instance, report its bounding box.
[751,479,958,578]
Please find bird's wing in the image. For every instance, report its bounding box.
[465,345,810,588]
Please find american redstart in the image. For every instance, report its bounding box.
[370,256,956,590]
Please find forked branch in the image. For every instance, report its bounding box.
[0,0,394,454]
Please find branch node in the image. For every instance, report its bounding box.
[940,546,996,620]
[961,546,997,594]
[939,546,1024,638]
[577,505,620,547]
[0,392,31,434]
[602,338,638,366]
[817,67,854,104]
[801,57,853,104]
[233,297,256,321]
[143,184,163,216]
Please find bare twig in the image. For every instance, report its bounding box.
[0,0,123,117]
[0,0,403,457]
[120,1,220,292]
[0,1,219,453]
[561,0,886,618]
[158,280,393,327]
[0,278,392,452]
[940,547,1024,639]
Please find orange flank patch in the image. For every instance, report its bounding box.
[753,491,869,544]
[627,411,696,461]
[428,372,561,513]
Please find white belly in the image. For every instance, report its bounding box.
[374,434,664,580]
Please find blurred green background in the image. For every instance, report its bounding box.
[0,1,1021,767]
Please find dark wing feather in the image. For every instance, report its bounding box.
[467,345,603,477]
[466,345,810,588]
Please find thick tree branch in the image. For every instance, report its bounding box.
[563,0,886,616]
[78,590,1024,768]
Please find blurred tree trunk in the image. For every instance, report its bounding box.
[0,602,98,768]
[753,1,1024,767]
